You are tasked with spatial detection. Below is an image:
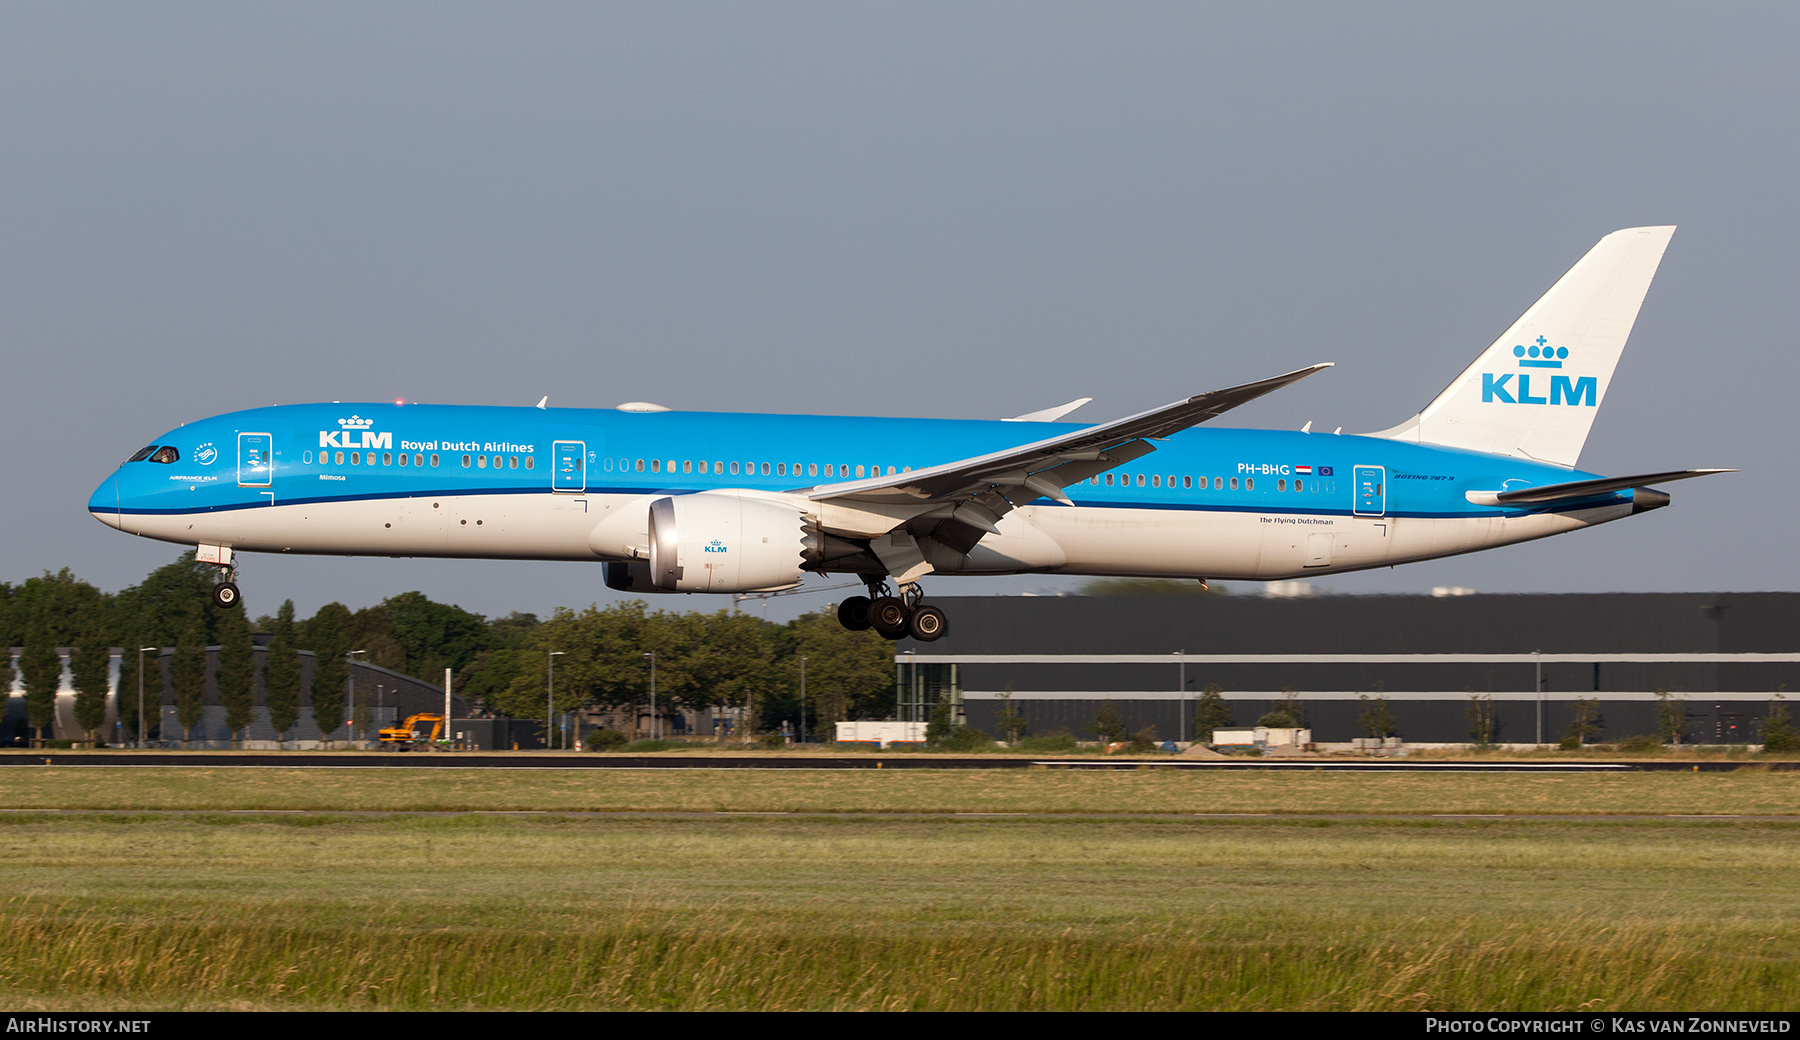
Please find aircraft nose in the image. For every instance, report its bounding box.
[89,472,124,530]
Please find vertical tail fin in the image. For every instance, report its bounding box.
[1373,226,1675,468]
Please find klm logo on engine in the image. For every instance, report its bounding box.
[1482,338,1596,406]
[703,540,728,554]
[318,414,392,449]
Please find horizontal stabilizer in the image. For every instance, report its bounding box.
[1465,468,1735,507]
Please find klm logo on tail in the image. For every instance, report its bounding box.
[1482,338,1596,406]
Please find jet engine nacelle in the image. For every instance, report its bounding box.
[645,491,808,593]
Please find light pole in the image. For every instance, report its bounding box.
[547,651,565,750]
[137,646,157,749]
[799,655,807,745]
[1175,649,1186,745]
[643,651,656,740]
[347,650,366,746]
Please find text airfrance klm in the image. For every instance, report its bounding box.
[1482,373,1596,406]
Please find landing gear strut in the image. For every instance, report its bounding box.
[840,578,949,642]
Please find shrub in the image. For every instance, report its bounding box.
[1015,731,1080,754]
[1124,726,1160,753]
[934,727,996,753]
[1614,734,1665,753]
[1257,711,1297,729]
[584,729,630,751]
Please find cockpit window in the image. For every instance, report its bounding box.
[126,445,160,463]
[149,446,180,464]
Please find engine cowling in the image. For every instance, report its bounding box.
[644,491,808,593]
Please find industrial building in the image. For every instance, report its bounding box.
[893,592,1800,746]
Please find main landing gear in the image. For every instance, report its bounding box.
[837,580,948,642]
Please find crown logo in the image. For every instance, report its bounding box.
[1513,336,1568,369]
[338,415,375,429]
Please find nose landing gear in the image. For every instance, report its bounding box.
[196,547,242,609]
[839,579,948,642]
[211,578,241,609]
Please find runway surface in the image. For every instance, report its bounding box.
[0,751,1788,772]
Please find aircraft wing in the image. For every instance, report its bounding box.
[799,364,1330,580]
[809,363,1333,510]
[1466,468,1736,507]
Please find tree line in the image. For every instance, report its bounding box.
[1,553,895,744]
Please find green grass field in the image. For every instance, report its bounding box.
[2,763,1798,815]
[1,766,1796,1010]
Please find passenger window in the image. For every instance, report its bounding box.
[1229,477,1238,490]
[462,455,471,468]
[713,461,723,474]
[683,460,693,474]
[1105,473,1114,486]
[1278,479,1286,491]
[730,461,740,475]
[1183,476,1192,489]
[431,454,439,467]
[524,456,533,470]
[809,463,818,477]
[635,459,645,472]
[384,452,393,466]
[777,463,786,476]
[1152,475,1161,488]
[761,462,771,476]
[476,455,486,468]
[1214,477,1223,490]
[887,466,896,476]
[666,459,676,473]
[1089,477,1098,485]
[824,464,834,477]
[1136,474,1145,487]
[651,459,661,472]
[336,451,346,465]
[1246,478,1254,490]
[303,451,313,464]
[351,452,361,465]
[398,453,408,467]
[509,456,518,469]
[855,465,865,478]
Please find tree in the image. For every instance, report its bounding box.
[306,603,351,746]
[173,616,207,745]
[264,601,302,747]
[995,684,1027,745]
[1259,687,1306,729]
[926,698,955,745]
[217,602,255,746]
[70,639,113,745]
[1195,684,1233,742]
[116,641,145,743]
[1655,689,1688,746]
[19,622,62,746]
[1466,694,1497,749]
[1358,691,1397,740]
[1092,704,1126,743]
[1562,698,1602,749]
[1762,696,1800,753]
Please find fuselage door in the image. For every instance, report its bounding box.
[238,433,273,487]
[1353,465,1385,516]
[552,440,586,493]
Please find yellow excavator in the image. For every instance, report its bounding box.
[378,713,445,750]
